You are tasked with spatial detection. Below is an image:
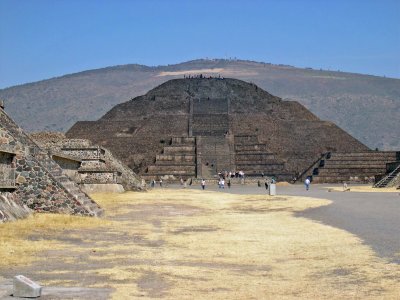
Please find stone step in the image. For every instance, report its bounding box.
[192,130,228,136]
[318,168,385,174]
[325,159,395,164]
[163,146,195,154]
[171,137,196,145]
[147,165,196,173]
[235,159,282,165]
[145,172,196,177]
[235,144,268,151]
[322,165,387,169]
[312,176,373,183]
[330,152,397,158]
[156,154,196,163]
[155,161,196,166]
[234,135,260,144]
[237,166,285,172]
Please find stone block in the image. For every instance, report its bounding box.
[13,275,42,298]
[16,175,26,184]
[269,183,276,196]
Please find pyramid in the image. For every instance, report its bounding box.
[67,78,396,182]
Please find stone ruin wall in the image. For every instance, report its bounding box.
[62,148,100,160]
[30,132,145,191]
[80,171,116,184]
[53,156,81,181]
[13,151,96,215]
[1,112,103,219]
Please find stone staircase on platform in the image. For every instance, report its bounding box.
[196,135,234,178]
[374,163,400,188]
[296,152,330,183]
[234,135,288,179]
[310,151,399,183]
[192,114,229,136]
[144,137,196,179]
[33,152,103,216]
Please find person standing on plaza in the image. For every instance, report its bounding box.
[201,179,206,190]
[305,177,311,191]
[220,178,225,189]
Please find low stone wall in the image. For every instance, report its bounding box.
[81,160,106,169]
[81,183,124,194]
[61,148,100,160]
[79,171,116,184]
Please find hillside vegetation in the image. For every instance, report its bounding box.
[0,59,399,149]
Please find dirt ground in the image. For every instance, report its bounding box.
[1,189,400,299]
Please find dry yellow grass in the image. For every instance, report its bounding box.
[326,185,399,193]
[0,213,110,267]
[1,189,400,299]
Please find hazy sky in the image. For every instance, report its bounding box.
[0,0,399,88]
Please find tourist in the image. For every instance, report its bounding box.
[227,179,231,188]
[258,180,261,187]
[201,179,206,190]
[265,180,269,190]
[151,179,155,188]
[305,177,310,191]
[218,178,225,189]
[159,179,163,188]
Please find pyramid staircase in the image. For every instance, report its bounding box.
[234,135,287,177]
[374,164,400,188]
[144,137,196,179]
[1,108,103,216]
[296,152,329,183]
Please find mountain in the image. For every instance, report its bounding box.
[0,59,399,149]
